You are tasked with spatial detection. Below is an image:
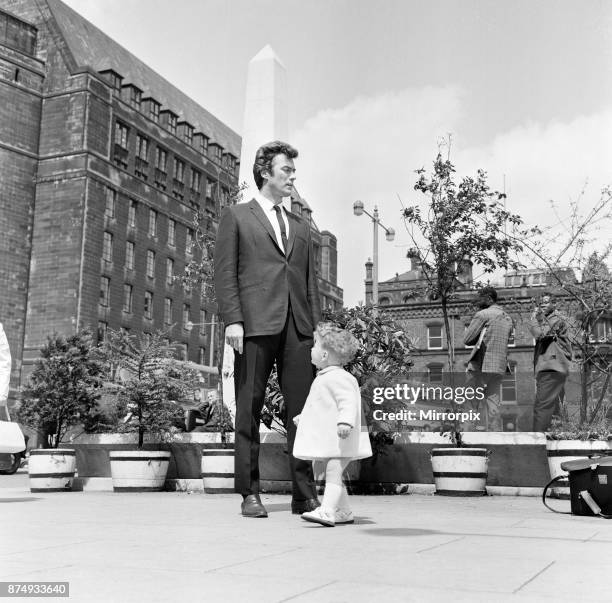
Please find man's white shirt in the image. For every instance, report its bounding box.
[254,192,290,253]
[0,323,11,401]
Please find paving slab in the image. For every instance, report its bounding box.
[1,471,610,603]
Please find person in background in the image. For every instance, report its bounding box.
[463,287,514,431]
[527,293,572,431]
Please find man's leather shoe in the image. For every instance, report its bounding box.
[291,497,321,514]
[241,494,268,518]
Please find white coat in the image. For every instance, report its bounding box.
[0,323,11,401]
[293,365,372,461]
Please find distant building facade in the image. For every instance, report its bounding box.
[0,0,342,406]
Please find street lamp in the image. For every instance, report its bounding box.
[353,201,395,306]
[184,318,218,367]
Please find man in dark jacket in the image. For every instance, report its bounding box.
[214,141,321,518]
[527,293,572,431]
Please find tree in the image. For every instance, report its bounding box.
[100,330,201,449]
[18,329,103,448]
[513,187,612,429]
[401,144,531,371]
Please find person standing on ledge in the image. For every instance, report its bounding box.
[527,293,572,431]
[463,286,514,431]
[214,141,321,518]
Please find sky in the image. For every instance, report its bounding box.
[63,0,612,306]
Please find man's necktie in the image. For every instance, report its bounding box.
[273,205,288,253]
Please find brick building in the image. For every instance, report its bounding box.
[365,259,596,431]
[0,0,343,406]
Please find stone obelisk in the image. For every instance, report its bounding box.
[222,45,289,421]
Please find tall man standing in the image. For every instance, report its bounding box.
[527,293,572,431]
[214,141,321,518]
[463,287,514,431]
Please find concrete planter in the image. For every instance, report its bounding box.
[68,431,550,495]
[109,450,171,492]
[430,448,489,496]
[28,449,76,492]
[201,443,234,493]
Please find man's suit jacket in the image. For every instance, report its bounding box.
[464,304,513,374]
[214,199,321,338]
[527,310,572,375]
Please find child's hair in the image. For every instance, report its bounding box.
[315,322,360,365]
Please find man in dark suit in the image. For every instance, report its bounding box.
[214,141,321,518]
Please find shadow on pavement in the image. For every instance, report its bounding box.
[0,497,40,503]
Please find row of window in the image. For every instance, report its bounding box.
[426,364,517,402]
[114,121,229,203]
[426,325,518,350]
[96,321,210,365]
[99,276,213,332]
[103,75,238,175]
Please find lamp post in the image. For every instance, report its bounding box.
[353,201,395,306]
[184,317,218,367]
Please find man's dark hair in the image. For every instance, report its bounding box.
[478,286,498,302]
[253,141,298,190]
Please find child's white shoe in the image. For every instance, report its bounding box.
[334,509,354,524]
[301,507,335,527]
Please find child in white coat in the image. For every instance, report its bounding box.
[293,323,372,526]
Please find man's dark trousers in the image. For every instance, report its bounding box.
[233,306,316,500]
[532,370,566,431]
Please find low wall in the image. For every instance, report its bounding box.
[67,431,549,494]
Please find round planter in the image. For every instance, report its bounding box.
[545,439,612,497]
[28,449,76,493]
[430,448,490,496]
[201,443,234,493]
[109,450,171,492]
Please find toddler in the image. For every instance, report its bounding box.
[293,322,372,526]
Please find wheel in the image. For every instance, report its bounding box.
[0,452,22,475]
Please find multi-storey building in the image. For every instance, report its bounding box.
[0,0,343,408]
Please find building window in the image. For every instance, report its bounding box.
[125,241,135,270]
[104,186,116,218]
[166,258,174,286]
[154,147,167,190]
[173,157,185,183]
[99,276,110,307]
[183,304,190,329]
[113,121,129,168]
[146,250,155,278]
[167,113,177,134]
[164,298,173,324]
[129,87,141,109]
[149,100,160,122]
[199,309,207,335]
[500,364,517,403]
[128,200,137,228]
[508,327,516,347]
[123,284,133,313]
[427,325,443,350]
[183,124,193,144]
[198,346,206,365]
[135,134,149,180]
[379,296,390,306]
[168,219,176,247]
[144,291,153,320]
[107,71,121,91]
[97,321,108,342]
[206,179,214,201]
[102,232,113,263]
[148,209,157,237]
[591,319,612,343]
[427,364,443,384]
[186,228,194,255]
[198,135,208,155]
[190,169,202,194]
